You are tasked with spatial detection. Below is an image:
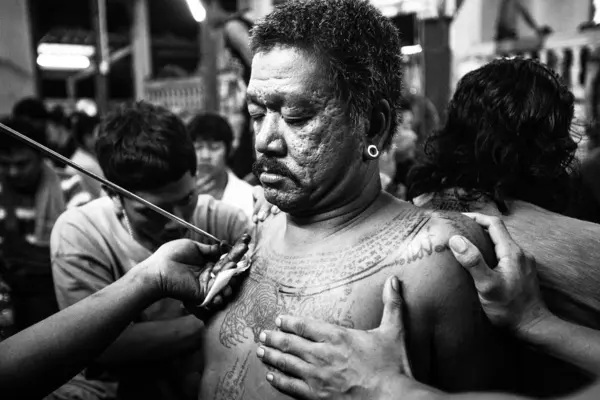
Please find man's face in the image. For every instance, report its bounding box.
[0,148,43,192]
[247,47,364,213]
[194,139,228,177]
[120,172,198,249]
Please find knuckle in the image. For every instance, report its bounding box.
[275,355,289,372]
[279,336,291,352]
[293,319,306,337]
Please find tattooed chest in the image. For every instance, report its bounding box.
[213,277,361,349]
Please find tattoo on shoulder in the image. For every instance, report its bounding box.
[213,352,252,400]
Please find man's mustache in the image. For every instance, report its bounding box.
[252,158,298,184]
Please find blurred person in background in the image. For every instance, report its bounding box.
[67,112,104,199]
[495,0,552,41]
[402,90,440,148]
[409,58,600,396]
[12,99,76,166]
[47,106,77,164]
[392,100,419,192]
[188,113,254,219]
[206,0,257,180]
[0,117,92,333]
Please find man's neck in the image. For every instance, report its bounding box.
[283,175,383,244]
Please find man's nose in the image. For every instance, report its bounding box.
[198,147,212,160]
[254,114,286,156]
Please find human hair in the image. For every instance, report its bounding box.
[0,116,47,154]
[95,101,197,192]
[12,97,48,121]
[187,113,234,156]
[408,57,578,214]
[250,0,403,149]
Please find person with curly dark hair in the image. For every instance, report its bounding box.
[410,57,600,396]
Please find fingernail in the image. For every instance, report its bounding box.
[391,276,400,292]
[257,347,265,358]
[266,373,274,382]
[258,211,266,220]
[275,317,281,328]
[449,236,468,253]
[252,215,258,223]
[259,331,266,342]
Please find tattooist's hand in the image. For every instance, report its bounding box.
[257,276,412,400]
[141,234,251,319]
[450,213,552,335]
[252,185,280,224]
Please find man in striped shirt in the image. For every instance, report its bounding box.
[0,117,92,333]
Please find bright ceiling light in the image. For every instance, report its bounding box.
[37,43,95,57]
[186,0,206,22]
[401,44,422,55]
[37,54,91,70]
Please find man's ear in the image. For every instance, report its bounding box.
[365,99,392,150]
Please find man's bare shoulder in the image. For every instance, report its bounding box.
[388,209,494,310]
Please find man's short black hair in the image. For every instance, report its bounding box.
[187,113,234,156]
[250,0,403,149]
[95,101,197,192]
[0,116,47,154]
[408,57,577,214]
[12,97,48,121]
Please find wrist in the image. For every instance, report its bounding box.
[377,374,443,400]
[515,306,556,341]
[126,260,163,304]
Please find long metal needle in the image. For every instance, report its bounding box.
[0,122,225,246]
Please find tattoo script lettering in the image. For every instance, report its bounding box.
[213,352,252,400]
[218,207,446,348]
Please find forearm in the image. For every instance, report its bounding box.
[519,314,600,376]
[96,314,203,365]
[383,376,529,400]
[0,263,158,399]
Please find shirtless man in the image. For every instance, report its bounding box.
[199,1,517,398]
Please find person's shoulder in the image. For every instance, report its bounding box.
[53,197,112,235]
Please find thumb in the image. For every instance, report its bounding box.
[448,235,495,288]
[378,276,405,336]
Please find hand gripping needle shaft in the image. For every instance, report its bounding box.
[0,122,230,249]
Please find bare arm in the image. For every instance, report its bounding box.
[404,214,515,392]
[0,264,157,399]
[458,213,600,377]
[95,314,202,365]
[519,315,600,377]
[224,20,253,67]
[1,237,250,400]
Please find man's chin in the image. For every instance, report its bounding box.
[263,187,307,214]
